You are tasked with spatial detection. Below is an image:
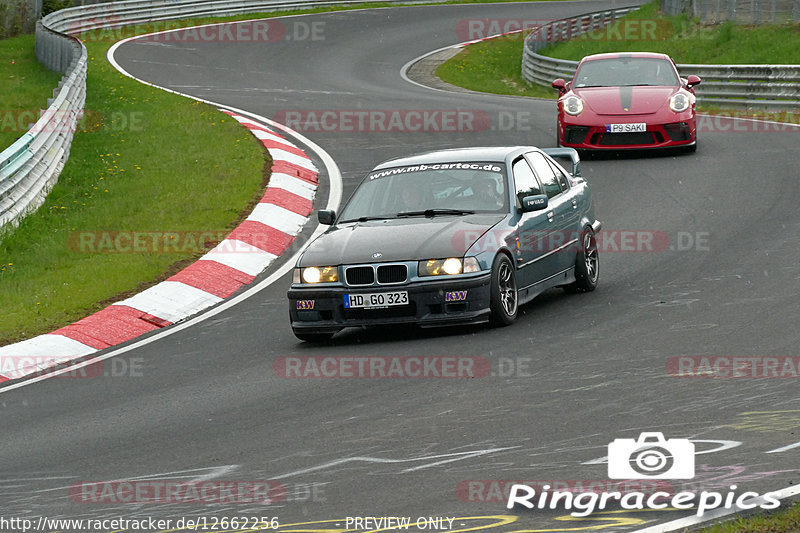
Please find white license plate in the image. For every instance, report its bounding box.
[606,123,646,133]
[344,291,409,309]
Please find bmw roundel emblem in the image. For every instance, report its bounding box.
[372,252,383,259]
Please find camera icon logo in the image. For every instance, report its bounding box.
[608,432,695,479]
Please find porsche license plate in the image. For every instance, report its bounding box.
[606,123,646,133]
[344,291,409,309]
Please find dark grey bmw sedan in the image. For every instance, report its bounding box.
[288,146,601,342]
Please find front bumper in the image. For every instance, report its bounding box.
[559,119,696,150]
[288,273,492,333]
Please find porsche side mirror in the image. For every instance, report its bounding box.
[686,75,701,88]
[552,78,567,94]
[318,209,336,225]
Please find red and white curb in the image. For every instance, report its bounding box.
[0,111,317,382]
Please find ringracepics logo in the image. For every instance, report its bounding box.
[608,432,694,479]
[507,432,782,517]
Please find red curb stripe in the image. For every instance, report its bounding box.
[54,305,168,350]
[261,140,308,159]
[168,260,255,299]
[271,161,318,184]
[261,188,313,216]
[227,220,296,256]
[0,375,9,383]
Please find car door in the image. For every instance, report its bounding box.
[510,156,562,289]
[523,151,577,275]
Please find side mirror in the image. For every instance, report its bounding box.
[317,209,336,225]
[521,194,548,213]
[552,78,567,94]
[686,75,701,88]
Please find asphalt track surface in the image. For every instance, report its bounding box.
[2,2,800,531]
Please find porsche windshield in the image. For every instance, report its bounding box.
[574,57,680,88]
[338,162,508,222]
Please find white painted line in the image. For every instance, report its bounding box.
[268,172,317,199]
[202,239,278,277]
[116,281,223,324]
[631,483,800,533]
[248,203,308,235]
[766,441,800,453]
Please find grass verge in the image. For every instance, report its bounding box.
[0,36,266,345]
[0,33,64,150]
[697,501,800,533]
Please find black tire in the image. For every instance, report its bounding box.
[489,254,518,326]
[293,330,336,343]
[564,226,599,293]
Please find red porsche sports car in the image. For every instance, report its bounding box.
[552,52,701,152]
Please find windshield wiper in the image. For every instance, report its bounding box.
[397,208,475,217]
[339,215,397,223]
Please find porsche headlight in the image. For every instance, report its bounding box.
[297,266,339,283]
[563,95,584,116]
[669,92,690,113]
[418,257,480,276]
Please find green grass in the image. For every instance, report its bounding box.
[697,501,800,533]
[538,1,800,64]
[436,33,555,98]
[0,36,266,345]
[0,34,64,151]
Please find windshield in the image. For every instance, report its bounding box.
[338,162,508,222]
[574,57,680,88]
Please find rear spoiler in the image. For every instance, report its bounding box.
[541,147,581,178]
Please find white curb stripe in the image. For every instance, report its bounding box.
[248,203,308,234]
[270,149,317,171]
[0,335,97,380]
[268,172,316,199]
[202,239,278,277]
[115,281,223,324]
[250,128,293,145]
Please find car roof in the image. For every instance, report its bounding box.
[580,52,672,62]
[372,146,535,170]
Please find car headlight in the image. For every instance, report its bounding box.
[418,257,481,277]
[669,92,690,113]
[563,95,584,116]
[296,266,339,283]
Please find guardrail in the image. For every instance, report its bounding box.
[1,0,435,229]
[521,6,800,110]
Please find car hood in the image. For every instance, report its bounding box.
[300,214,506,266]
[574,86,676,115]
